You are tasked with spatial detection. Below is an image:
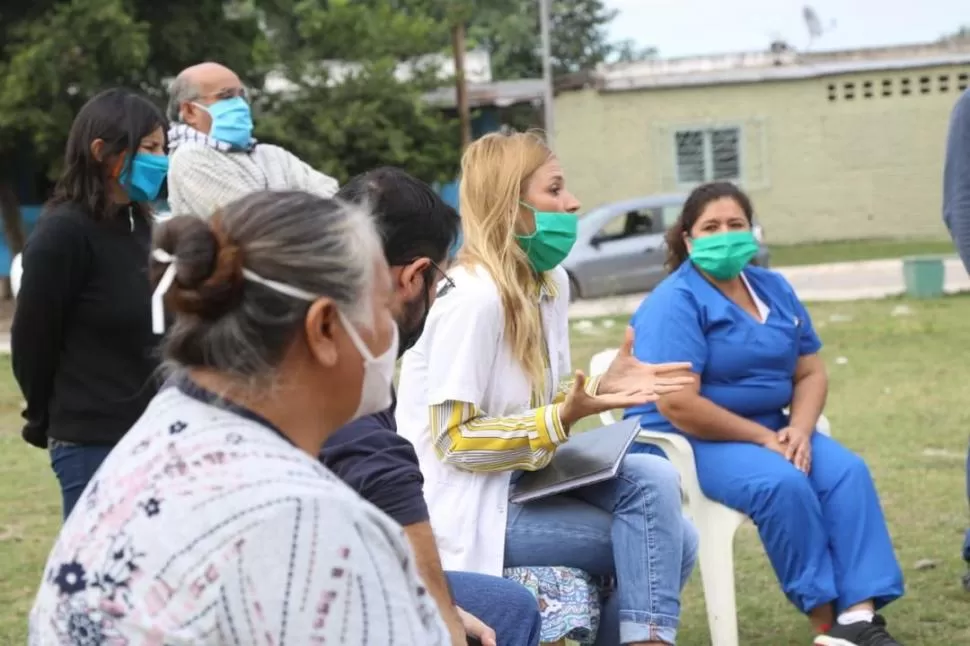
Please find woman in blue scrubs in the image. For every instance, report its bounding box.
[626,182,905,646]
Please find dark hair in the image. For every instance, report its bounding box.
[664,181,755,272]
[48,88,167,222]
[336,166,461,267]
[151,190,382,386]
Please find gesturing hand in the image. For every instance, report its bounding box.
[561,370,660,428]
[598,327,695,398]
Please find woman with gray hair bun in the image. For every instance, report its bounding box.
[28,190,450,646]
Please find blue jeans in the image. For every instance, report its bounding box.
[504,454,697,645]
[447,571,541,646]
[49,442,114,520]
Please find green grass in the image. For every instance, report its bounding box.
[3,296,970,644]
[770,239,957,267]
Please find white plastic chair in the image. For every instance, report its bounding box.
[589,348,832,646]
[10,252,22,298]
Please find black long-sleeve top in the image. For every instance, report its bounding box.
[11,202,161,447]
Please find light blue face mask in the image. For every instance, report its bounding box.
[119,152,169,202]
[196,96,254,148]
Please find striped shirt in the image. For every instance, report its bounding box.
[429,373,602,472]
[167,126,339,219]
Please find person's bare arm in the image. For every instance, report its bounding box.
[403,521,466,646]
[787,354,828,433]
[656,369,776,445]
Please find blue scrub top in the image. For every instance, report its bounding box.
[624,262,822,433]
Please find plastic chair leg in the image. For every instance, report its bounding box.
[694,511,741,646]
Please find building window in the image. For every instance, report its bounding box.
[827,83,837,101]
[940,75,950,93]
[960,73,969,91]
[882,79,893,97]
[919,76,931,94]
[674,127,741,184]
[901,78,911,96]
[863,80,873,98]
[843,82,855,99]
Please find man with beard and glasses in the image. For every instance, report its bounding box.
[320,167,542,646]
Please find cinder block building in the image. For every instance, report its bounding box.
[553,41,970,244]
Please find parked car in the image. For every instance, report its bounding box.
[562,193,769,301]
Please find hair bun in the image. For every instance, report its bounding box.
[151,213,245,320]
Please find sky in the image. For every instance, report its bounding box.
[606,0,970,59]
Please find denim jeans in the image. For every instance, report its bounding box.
[49,442,114,520]
[504,453,698,645]
[447,571,542,646]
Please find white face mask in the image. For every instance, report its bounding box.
[152,249,397,419]
[337,311,398,420]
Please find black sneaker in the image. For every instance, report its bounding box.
[813,615,901,646]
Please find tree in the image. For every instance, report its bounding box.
[0,0,265,260]
[252,0,462,184]
[468,0,650,80]
[609,38,659,64]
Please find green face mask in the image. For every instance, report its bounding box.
[516,203,578,273]
[689,230,759,280]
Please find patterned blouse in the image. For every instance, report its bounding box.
[29,379,448,645]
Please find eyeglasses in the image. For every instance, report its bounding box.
[428,259,456,292]
[198,86,249,102]
[400,258,456,298]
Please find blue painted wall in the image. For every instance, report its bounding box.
[0,206,42,277]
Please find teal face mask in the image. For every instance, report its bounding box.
[688,230,759,280]
[119,152,169,202]
[516,203,578,273]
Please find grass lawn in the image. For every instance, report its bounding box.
[3,296,970,644]
[770,239,957,267]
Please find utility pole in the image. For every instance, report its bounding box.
[451,21,472,150]
[539,0,555,149]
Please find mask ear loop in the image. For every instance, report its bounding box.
[151,249,177,335]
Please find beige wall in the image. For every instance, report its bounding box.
[554,65,969,244]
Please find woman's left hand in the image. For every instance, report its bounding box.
[598,327,694,397]
[778,425,813,473]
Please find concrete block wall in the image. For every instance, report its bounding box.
[553,64,969,244]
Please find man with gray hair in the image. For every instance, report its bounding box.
[166,62,338,217]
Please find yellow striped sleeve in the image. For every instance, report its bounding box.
[552,374,602,404]
[428,400,568,472]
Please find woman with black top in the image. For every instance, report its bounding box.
[12,88,169,519]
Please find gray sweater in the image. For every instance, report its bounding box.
[944,88,970,271]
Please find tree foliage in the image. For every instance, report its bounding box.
[468,0,656,80]
[252,0,462,184]
[0,0,647,230]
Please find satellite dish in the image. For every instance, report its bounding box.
[804,6,823,40]
[803,5,835,50]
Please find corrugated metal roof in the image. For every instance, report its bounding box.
[588,41,970,93]
[423,78,545,108]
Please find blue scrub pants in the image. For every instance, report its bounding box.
[633,431,904,613]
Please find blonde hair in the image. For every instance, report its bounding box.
[457,130,553,399]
